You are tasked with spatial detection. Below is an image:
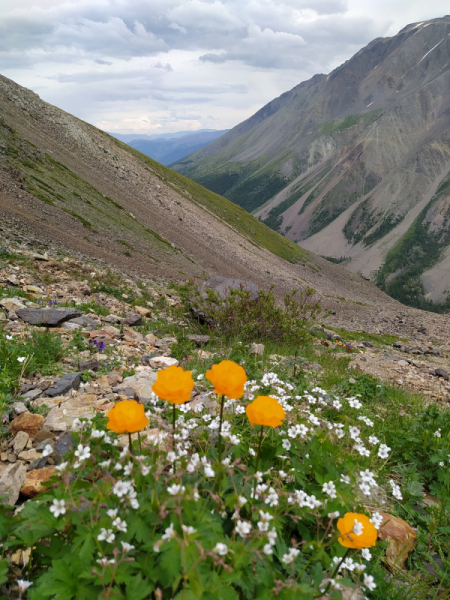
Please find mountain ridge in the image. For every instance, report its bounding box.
[173,16,450,311]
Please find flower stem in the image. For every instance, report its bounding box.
[138,431,143,454]
[217,394,225,464]
[128,432,132,451]
[314,548,351,598]
[253,426,264,498]
[172,404,176,473]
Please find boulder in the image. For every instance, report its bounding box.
[378,512,417,569]
[123,314,142,327]
[9,412,44,437]
[0,462,27,505]
[21,466,56,498]
[16,308,83,327]
[435,368,449,380]
[135,306,152,316]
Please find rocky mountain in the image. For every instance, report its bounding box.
[122,129,229,166]
[173,16,450,312]
[2,71,450,337]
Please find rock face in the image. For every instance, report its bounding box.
[16,308,83,326]
[174,16,450,310]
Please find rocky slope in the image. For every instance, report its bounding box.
[173,16,450,311]
[1,71,450,338]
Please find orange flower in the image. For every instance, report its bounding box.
[246,396,285,428]
[152,365,194,404]
[337,512,377,549]
[205,360,247,399]
[107,400,149,434]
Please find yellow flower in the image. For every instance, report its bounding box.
[337,512,377,549]
[246,396,285,428]
[107,400,149,434]
[152,365,194,405]
[205,360,247,399]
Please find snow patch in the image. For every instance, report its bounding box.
[418,38,446,64]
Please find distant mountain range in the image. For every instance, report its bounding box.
[109,129,229,166]
[173,16,450,312]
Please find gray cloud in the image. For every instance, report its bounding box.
[1,0,449,134]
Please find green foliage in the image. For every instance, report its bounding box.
[0,328,64,396]
[338,374,387,404]
[186,283,322,344]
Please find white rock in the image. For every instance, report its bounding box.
[0,462,27,505]
[122,370,158,402]
[148,356,179,370]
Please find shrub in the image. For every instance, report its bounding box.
[186,284,322,345]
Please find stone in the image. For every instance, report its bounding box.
[145,333,158,345]
[78,359,101,372]
[66,316,99,329]
[23,285,44,294]
[18,449,42,462]
[250,343,265,355]
[186,334,210,346]
[21,466,56,498]
[54,432,74,461]
[61,321,81,331]
[0,462,27,505]
[106,371,123,386]
[123,314,142,326]
[149,356,179,369]
[123,330,144,342]
[9,412,44,437]
[0,297,26,313]
[45,372,81,397]
[103,313,122,323]
[33,429,56,443]
[378,512,417,569]
[435,368,449,380]
[13,431,29,454]
[27,457,48,471]
[135,306,152,316]
[35,438,55,451]
[16,308,83,327]
[393,342,403,348]
[21,388,41,400]
[10,402,28,416]
[121,369,158,402]
[154,337,177,349]
[43,394,104,431]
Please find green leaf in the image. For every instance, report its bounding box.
[125,574,154,600]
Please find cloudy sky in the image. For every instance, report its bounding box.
[0,0,448,135]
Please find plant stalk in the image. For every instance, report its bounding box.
[253,426,264,498]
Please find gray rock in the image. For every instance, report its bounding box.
[35,439,55,451]
[16,308,83,327]
[121,369,158,402]
[154,337,177,349]
[54,432,74,462]
[66,316,99,330]
[393,341,403,348]
[186,334,210,346]
[10,402,28,416]
[78,359,101,372]
[27,457,48,471]
[123,314,142,326]
[435,368,449,380]
[148,356,179,369]
[21,388,42,400]
[13,431,29,454]
[103,314,122,323]
[45,372,81,397]
[0,462,27,505]
[61,322,82,331]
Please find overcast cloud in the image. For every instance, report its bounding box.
[0,0,448,134]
